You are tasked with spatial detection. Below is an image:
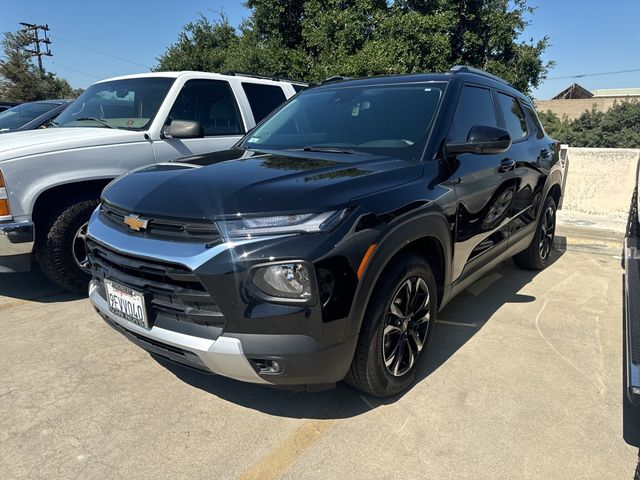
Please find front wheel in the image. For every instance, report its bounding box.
[513,196,557,270]
[345,253,437,397]
[36,199,99,294]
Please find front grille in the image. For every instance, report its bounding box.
[100,202,222,244]
[88,239,224,339]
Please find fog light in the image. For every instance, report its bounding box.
[252,262,312,300]
[251,359,283,375]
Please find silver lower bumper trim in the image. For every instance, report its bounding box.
[89,281,269,384]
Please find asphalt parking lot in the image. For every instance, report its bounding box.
[1,249,639,479]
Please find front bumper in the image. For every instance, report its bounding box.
[90,278,356,386]
[90,280,271,384]
[0,220,34,272]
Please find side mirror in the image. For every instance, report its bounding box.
[446,125,511,156]
[163,120,204,139]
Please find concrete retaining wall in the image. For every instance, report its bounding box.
[561,147,639,221]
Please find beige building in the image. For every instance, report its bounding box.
[534,83,640,120]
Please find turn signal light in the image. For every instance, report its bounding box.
[0,170,11,219]
[0,200,9,217]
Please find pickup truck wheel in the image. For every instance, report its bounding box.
[345,253,436,397]
[36,199,99,294]
[513,196,557,270]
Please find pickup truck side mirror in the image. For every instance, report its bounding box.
[163,120,204,139]
[446,125,511,156]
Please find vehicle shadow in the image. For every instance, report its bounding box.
[0,263,81,303]
[157,249,565,419]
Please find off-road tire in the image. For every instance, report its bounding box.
[36,199,99,294]
[345,253,437,397]
[513,196,557,271]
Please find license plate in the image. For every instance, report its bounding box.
[105,279,148,328]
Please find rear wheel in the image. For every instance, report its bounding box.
[36,199,99,294]
[345,253,437,397]
[513,196,557,271]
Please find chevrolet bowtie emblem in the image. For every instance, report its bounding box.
[123,214,149,232]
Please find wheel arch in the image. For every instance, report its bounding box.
[32,178,114,231]
[345,211,452,338]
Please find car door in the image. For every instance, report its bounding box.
[449,84,518,282]
[494,92,548,246]
[152,79,246,162]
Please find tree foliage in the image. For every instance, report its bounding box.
[0,29,81,102]
[155,0,552,92]
[538,101,640,148]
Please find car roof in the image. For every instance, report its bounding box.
[95,71,304,86]
[311,67,529,102]
[18,99,71,105]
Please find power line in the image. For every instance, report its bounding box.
[50,60,102,79]
[547,68,640,81]
[51,35,150,70]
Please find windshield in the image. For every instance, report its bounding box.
[0,102,59,131]
[241,82,445,160]
[56,77,175,130]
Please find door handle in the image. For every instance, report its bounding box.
[499,158,516,172]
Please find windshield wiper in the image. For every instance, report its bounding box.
[74,117,114,129]
[300,146,356,154]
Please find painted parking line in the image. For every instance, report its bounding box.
[239,419,335,480]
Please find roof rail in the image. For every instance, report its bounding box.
[223,71,308,85]
[321,75,351,84]
[449,65,512,87]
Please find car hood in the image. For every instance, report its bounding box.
[103,149,424,219]
[0,127,145,162]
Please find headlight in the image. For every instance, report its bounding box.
[252,262,313,300]
[219,209,347,237]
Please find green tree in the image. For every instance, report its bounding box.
[155,0,552,92]
[538,101,640,148]
[0,29,81,102]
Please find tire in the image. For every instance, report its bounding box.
[345,253,437,397]
[35,199,99,294]
[513,196,557,271]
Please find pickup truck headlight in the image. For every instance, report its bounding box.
[0,170,11,221]
[218,209,347,237]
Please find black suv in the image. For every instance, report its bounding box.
[87,66,562,397]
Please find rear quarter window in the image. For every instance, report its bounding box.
[242,83,287,123]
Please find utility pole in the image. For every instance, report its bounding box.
[19,23,52,73]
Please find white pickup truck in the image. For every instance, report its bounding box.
[0,71,304,292]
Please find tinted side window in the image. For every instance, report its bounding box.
[241,83,287,123]
[497,92,528,140]
[449,86,497,142]
[169,79,243,136]
[292,84,307,93]
[522,103,545,139]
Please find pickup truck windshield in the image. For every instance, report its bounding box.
[56,77,175,130]
[241,82,445,160]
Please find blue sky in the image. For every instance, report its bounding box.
[2,1,639,99]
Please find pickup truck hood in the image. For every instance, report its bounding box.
[0,127,145,162]
[103,149,424,219]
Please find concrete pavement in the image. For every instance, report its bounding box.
[0,251,638,479]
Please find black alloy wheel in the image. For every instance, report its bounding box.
[382,277,431,377]
[538,205,555,261]
[345,253,437,397]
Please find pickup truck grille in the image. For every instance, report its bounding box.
[87,239,224,339]
[100,202,222,244]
